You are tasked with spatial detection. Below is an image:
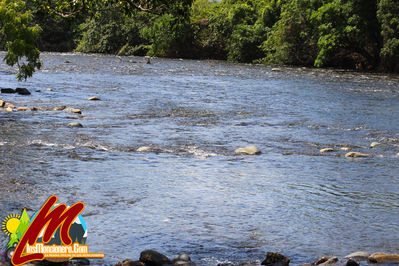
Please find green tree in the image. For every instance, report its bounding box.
[262,0,317,66]
[378,0,399,71]
[0,0,42,81]
[311,0,380,69]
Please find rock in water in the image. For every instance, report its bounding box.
[117,259,145,266]
[320,148,334,153]
[139,250,171,266]
[345,152,373,158]
[16,88,31,95]
[88,96,101,101]
[344,251,370,261]
[370,142,380,148]
[137,146,152,152]
[17,107,30,111]
[313,257,329,265]
[173,254,194,266]
[345,259,359,266]
[261,252,290,266]
[234,145,261,155]
[368,252,399,263]
[4,102,14,109]
[173,254,191,262]
[340,147,352,151]
[68,122,84,128]
[1,88,16,93]
[53,106,66,111]
[325,257,338,265]
[0,99,5,107]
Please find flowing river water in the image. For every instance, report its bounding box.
[0,53,399,265]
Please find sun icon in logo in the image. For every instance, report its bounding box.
[2,214,21,237]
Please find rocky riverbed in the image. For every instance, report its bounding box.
[2,249,399,266]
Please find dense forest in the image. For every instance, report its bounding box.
[1,0,399,80]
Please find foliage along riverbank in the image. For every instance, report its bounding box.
[1,0,399,81]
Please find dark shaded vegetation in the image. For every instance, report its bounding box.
[1,0,399,80]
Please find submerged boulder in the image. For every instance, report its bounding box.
[234,145,261,155]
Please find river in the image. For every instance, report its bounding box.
[1,52,399,265]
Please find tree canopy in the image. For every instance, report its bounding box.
[1,0,399,80]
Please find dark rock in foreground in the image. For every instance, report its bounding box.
[261,252,290,266]
[345,259,359,266]
[140,250,171,266]
[115,259,145,266]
